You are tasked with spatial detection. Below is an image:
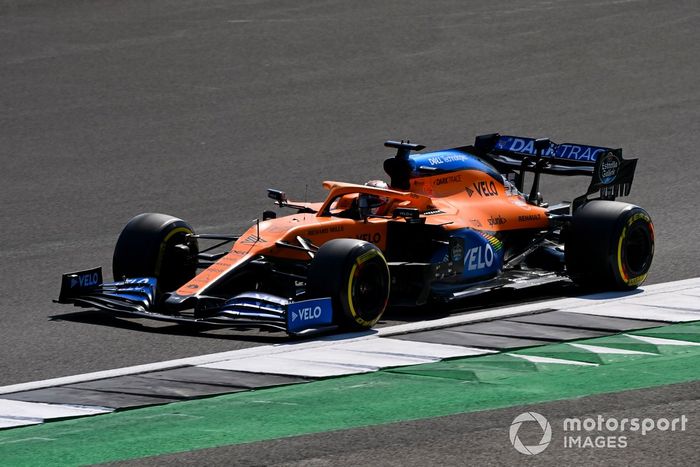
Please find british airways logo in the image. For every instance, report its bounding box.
[495,136,609,162]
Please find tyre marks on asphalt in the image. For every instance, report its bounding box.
[1,278,699,430]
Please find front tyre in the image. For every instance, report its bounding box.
[566,200,654,290]
[307,239,390,331]
[112,213,199,292]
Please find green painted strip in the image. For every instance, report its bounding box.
[573,335,661,354]
[511,342,615,365]
[385,352,586,381]
[634,321,700,342]
[4,324,700,465]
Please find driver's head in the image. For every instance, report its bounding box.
[365,180,389,190]
[360,180,390,215]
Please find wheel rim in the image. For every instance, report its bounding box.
[623,221,653,276]
[351,261,388,321]
[159,230,197,290]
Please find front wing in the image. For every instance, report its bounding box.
[56,267,335,336]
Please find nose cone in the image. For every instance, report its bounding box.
[162,292,198,312]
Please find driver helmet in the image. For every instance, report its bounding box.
[360,180,390,215]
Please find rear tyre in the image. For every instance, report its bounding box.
[565,200,654,290]
[307,239,390,330]
[112,213,199,292]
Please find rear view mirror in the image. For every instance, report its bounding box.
[358,195,370,219]
[267,189,288,205]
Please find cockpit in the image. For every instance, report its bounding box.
[318,181,434,220]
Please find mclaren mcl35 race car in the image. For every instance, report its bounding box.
[58,133,654,336]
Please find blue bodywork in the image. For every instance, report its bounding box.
[103,277,157,305]
[431,228,504,281]
[287,297,334,333]
[408,149,504,181]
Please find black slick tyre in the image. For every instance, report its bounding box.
[307,239,390,330]
[565,200,654,290]
[112,213,199,292]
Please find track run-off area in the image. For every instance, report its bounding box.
[2,278,700,464]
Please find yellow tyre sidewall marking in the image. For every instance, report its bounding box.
[617,225,629,283]
[617,213,651,287]
[346,248,390,327]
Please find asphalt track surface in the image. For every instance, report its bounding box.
[1,0,699,464]
[117,381,700,466]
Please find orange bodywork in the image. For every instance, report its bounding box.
[176,166,549,297]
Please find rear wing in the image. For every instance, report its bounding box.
[473,133,638,203]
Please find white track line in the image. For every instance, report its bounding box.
[332,338,494,359]
[0,332,377,395]
[202,356,379,378]
[0,399,112,429]
[625,334,700,347]
[0,418,42,429]
[1,278,699,395]
[200,339,489,377]
[569,343,657,355]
